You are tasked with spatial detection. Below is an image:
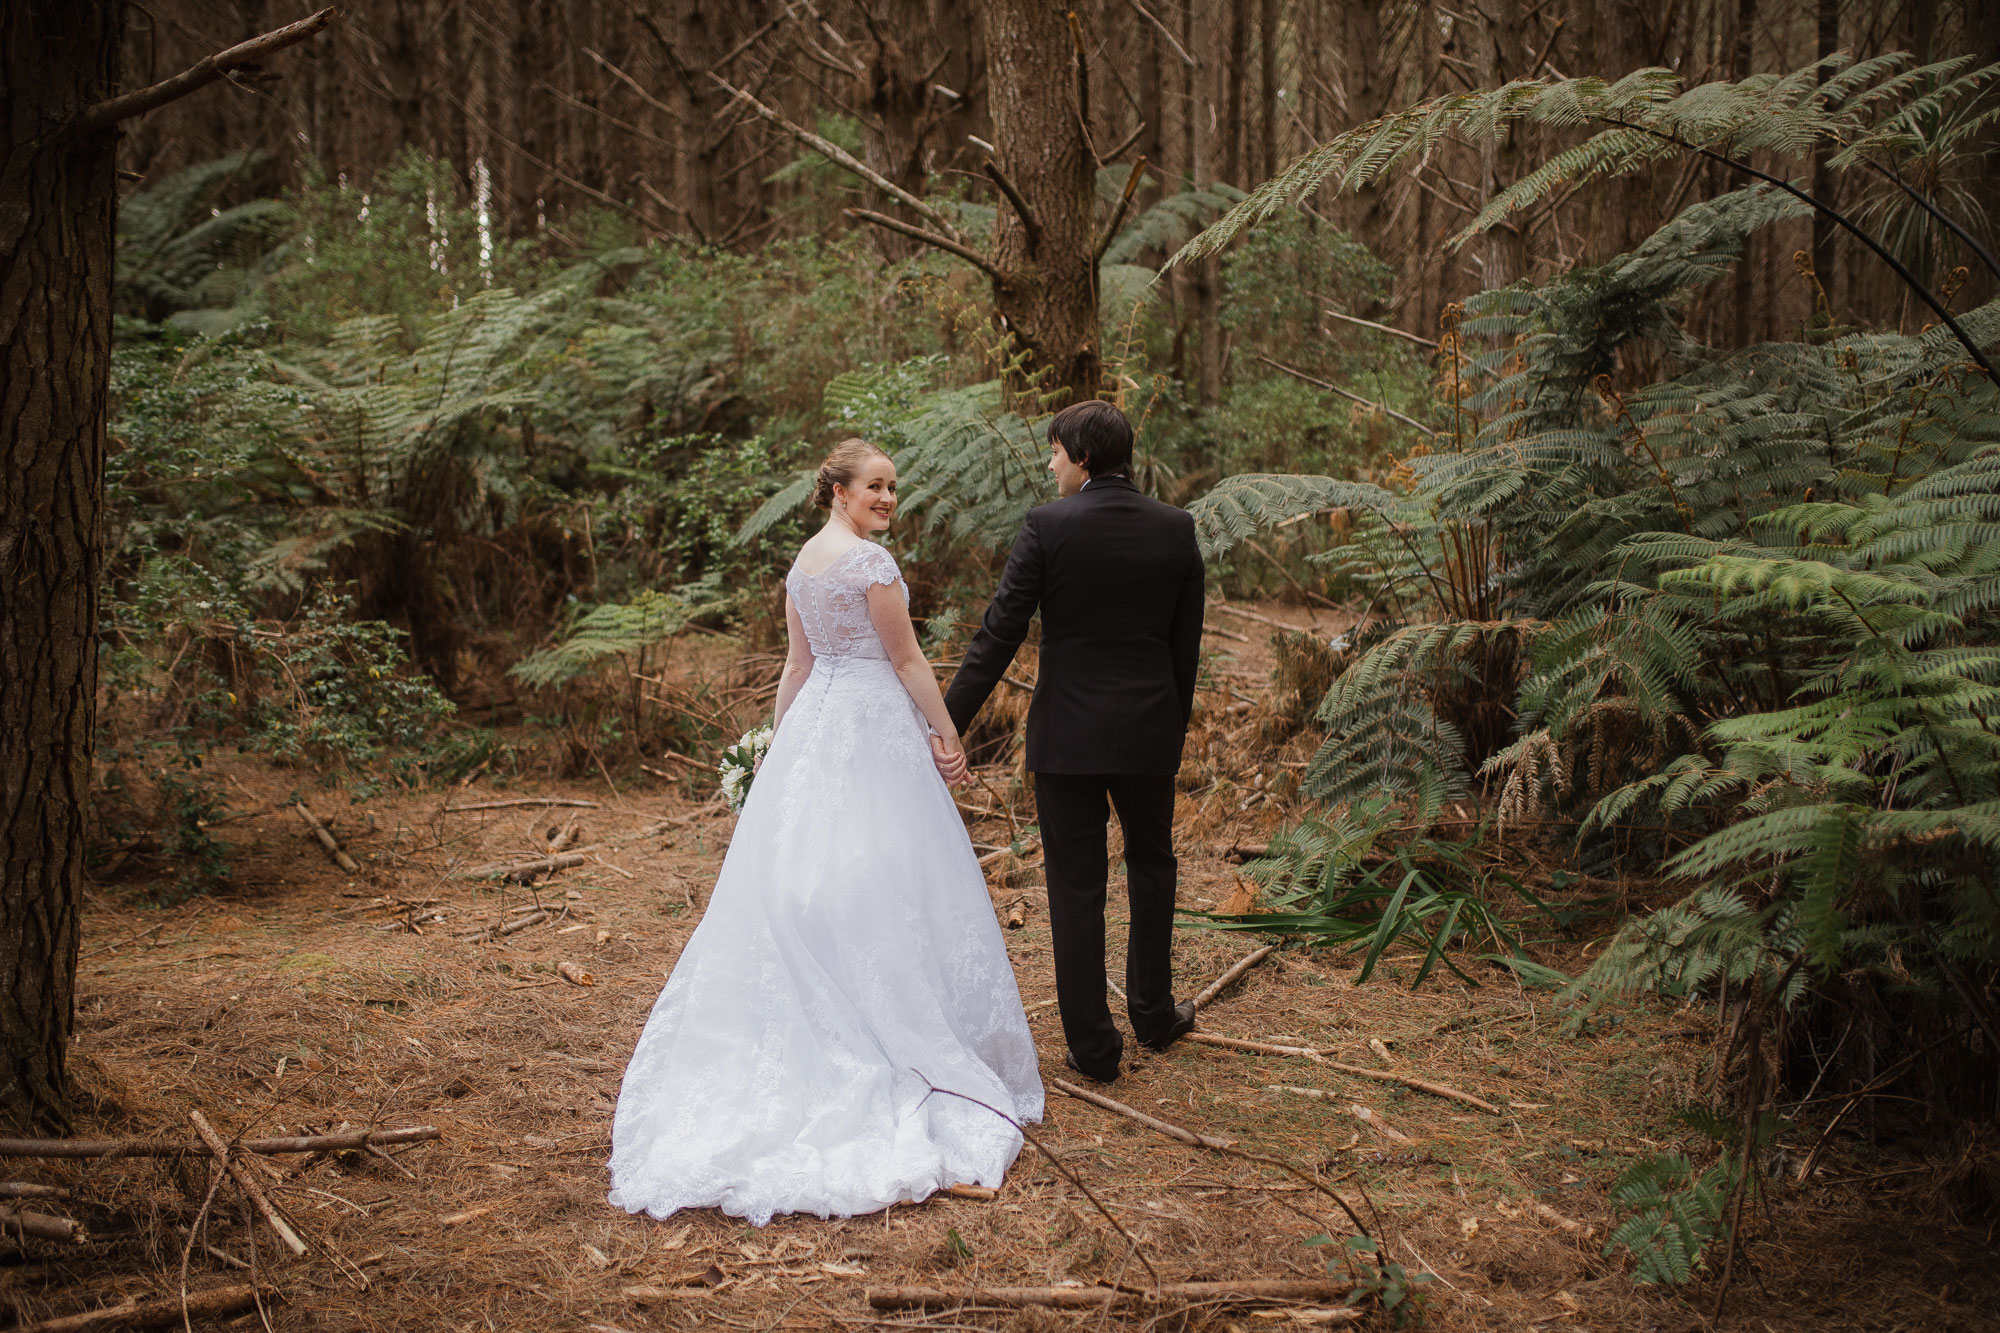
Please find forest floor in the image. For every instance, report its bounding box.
[10,606,1998,1333]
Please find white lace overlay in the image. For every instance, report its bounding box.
[608,542,1044,1226]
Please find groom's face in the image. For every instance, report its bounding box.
[1048,437,1089,498]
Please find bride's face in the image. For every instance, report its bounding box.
[833,458,898,533]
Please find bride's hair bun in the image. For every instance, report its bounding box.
[812,438,890,509]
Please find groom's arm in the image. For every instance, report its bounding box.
[944,511,1044,735]
[1169,521,1204,728]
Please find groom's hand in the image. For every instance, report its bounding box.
[930,734,969,786]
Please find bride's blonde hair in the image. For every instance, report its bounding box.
[812,438,891,509]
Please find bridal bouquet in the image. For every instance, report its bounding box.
[718,725,773,813]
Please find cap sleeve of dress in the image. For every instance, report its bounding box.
[850,542,907,598]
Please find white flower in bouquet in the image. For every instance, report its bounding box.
[718,725,774,813]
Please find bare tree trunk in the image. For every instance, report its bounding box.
[979,0,1100,409]
[1341,0,1395,311]
[1190,0,1224,407]
[1222,0,1248,184]
[1730,0,1758,346]
[1476,0,1528,289]
[1809,0,1840,314]
[1256,0,1278,182]
[0,0,120,1134]
[856,0,966,256]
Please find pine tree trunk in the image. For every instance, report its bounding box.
[980,0,1099,409]
[1809,0,1840,313]
[0,0,120,1135]
[1477,0,1528,290]
[858,0,953,258]
[1729,0,1758,346]
[1256,0,1278,183]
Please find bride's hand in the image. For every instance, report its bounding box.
[929,734,969,786]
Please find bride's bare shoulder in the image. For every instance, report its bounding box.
[794,532,864,577]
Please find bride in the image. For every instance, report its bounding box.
[608,439,1044,1225]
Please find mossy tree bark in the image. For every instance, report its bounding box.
[0,0,121,1134]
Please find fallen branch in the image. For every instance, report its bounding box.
[0,1182,69,1199]
[454,853,586,881]
[1186,1033,1331,1060]
[459,909,553,943]
[443,798,601,813]
[292,802,360,874]
[1262,1056,1502,1114]
[976,839,1040,868]
[1192,944,1277,1010]
[0,1126,438,1161]
[1531,1201,1595,1237]
[1223,841,1271,863]
[189,1111,307,1257]
[1051,1083,1382,1254]
[1208,600,1312,634]
[12,1283,270,1333]
[1345,1103,1412,1143]
[920,1083,1160,1285]
[866,1278,1356,1311]
[1050,1078,1234,1149]
[0,1207,82,1243]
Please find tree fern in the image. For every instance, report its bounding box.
[1170,53,2000,268]
[510,585,724,689]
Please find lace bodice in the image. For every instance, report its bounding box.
[785,542,907,659]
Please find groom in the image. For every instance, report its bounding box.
[945,400,1204,1084]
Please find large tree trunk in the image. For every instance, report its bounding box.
[1729,0,1758,347]
[1809,0,1840,314]
[1476,0,1529,290]
[0,0,119,1134]
[979,0,1099,409]
[856,0,967,258]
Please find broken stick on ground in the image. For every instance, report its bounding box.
[1051,1077,1236,1149]
[188,1110,308,1257]
[293,801,360,874]
[11,1283,271,1333]
[0,1207,82,1243]
[0,1125,438,1160]
[1192,943,1278,1009]
[865,1278,1359,1310]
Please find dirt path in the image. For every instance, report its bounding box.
[14,749,1997,1329]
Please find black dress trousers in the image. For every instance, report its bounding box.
[1034,771,1179,1078]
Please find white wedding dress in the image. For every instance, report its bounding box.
[608,541,1044,1225]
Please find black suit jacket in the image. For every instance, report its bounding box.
[944,476,1204,776]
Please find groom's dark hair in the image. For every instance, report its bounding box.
[1049,400,1133,477]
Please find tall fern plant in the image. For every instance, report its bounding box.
[1179,50,2000,1296]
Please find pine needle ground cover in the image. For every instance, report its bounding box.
[10,621,1996,1332]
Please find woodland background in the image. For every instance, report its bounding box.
[3,0,1999,1326]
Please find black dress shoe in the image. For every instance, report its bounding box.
[1063,1050,1120,1085]
[1138,1000,1196,1052]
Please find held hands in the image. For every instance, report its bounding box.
[929,733,970,786]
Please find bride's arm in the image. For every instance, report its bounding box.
[867,583,968,778]
[772,593,815,729]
